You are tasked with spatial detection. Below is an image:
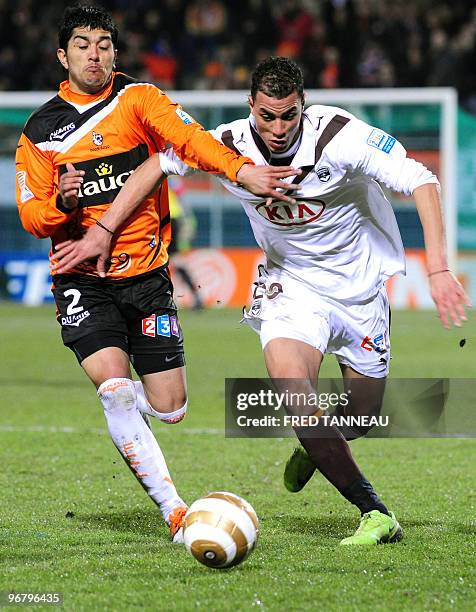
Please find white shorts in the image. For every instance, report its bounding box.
[242,269,391,378]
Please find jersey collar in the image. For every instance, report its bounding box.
[59,72,115,106]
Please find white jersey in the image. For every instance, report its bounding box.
[160,105,439,303]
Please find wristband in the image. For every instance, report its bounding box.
[96,220,114,235]
[428,269,449,278]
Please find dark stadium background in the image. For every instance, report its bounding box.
[1,0,475,110]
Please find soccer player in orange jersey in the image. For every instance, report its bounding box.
[15,5,299,542]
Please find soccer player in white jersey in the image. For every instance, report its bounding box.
[53,57,470,546]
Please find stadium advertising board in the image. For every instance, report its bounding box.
[1,249,475,308]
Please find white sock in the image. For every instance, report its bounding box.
[98,377,185,523]
[134,381,188,423]
[134,381,157,416]
[157,402,187,423]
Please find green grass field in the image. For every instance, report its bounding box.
[1,304,475,611]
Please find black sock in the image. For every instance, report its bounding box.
[297,427,362,492]
[340,476,389,515]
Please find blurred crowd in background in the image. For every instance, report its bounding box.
[1,0,475,113]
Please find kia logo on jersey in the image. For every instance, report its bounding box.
[255,198,326,226]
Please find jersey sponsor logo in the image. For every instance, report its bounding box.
[266,282,283,300]
[255,198,326,226]
[316,166,332,182]
[16,171,35,203]
[360,332,387,353]
[366,129,396,154]
[170,315,180,337]
[92,131,103,146]
[175,108,194,125]
[142,314,156,337]
[95,162,113,177]
[61,310,91,327]
[157,314,171,337]
[59,144,148,207]
[49,122,76,141]
[108,253,131,274]
[78,169,133,199]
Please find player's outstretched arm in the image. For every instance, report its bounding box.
[414,183,471,328]
[53,155,165,276]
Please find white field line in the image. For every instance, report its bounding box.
[1,425,471,438]
[0,424,224,435]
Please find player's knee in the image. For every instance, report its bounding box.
[155,400,188,424]
[336,399,383,441]
[97,377,136,413]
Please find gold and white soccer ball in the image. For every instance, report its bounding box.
[183,491,259,569]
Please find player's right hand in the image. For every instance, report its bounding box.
[58,162,85,210]
[236,164,301,204]
[429,270,471,329]
[52,223,113,277]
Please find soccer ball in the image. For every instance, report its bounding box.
[183,491,259,569]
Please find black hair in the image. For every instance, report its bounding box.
[250,57,304,101]
[58,4,118,50]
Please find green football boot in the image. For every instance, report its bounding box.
[339,510,403,546]
[283,446,316,492]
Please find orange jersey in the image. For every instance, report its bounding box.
[16,72,251,279]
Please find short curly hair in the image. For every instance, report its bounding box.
[58,4,118,50]
[250,57,304,101]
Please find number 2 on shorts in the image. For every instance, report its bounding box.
[64,288,84,315]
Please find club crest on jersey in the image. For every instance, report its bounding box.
[255,198,326,226]
[316,166,331,182]
[92,131,103,146]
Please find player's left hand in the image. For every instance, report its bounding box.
[58,162,85,210]
[429,270,471,328]
[51,223,113,277]
[236,164,301,203]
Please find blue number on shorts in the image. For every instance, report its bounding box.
[157,314,171,337]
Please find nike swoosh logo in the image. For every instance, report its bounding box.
[165,354,179,363]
